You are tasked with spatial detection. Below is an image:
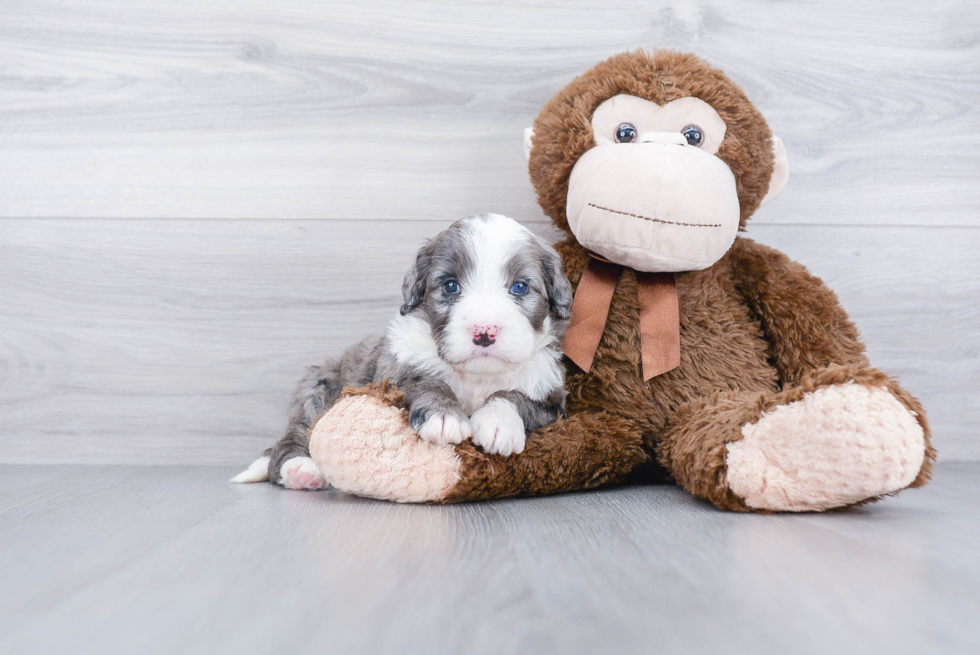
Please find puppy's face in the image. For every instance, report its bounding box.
[400,214,572,375]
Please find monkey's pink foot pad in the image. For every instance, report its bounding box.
[309,391,461,503]
[726,384,925,511]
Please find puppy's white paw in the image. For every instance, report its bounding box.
[279,456,329,490]
[230,456,271,483]
[417,412,472,446]
[471,399,526,456]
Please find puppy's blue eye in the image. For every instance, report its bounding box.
[510,281,528,296]
[443,279,460,294]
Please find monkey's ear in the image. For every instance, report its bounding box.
[523,127,535,161]
[400,242,431,315]
[760,135,789,207]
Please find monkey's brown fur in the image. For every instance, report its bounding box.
[326,50,934,511]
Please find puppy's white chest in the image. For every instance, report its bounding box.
[453,373,506,416]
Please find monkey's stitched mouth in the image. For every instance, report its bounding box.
[587,203,722,228]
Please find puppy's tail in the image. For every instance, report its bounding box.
[230,455,271,483]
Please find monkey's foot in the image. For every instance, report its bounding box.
[309,385,461,503]
[725,384,926,511]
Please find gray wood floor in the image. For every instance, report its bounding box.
[2,463,979,655]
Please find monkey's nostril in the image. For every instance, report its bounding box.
[473,332,496,347]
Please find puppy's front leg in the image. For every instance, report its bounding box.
[402,379,472,447]
[471,389,567,456]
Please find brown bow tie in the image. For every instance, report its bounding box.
[563,257,681,381]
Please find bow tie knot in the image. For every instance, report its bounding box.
[563,257,681,382]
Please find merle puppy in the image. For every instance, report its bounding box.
[232,213,573,489]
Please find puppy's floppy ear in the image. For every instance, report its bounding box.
[400,241,432,315]
[541,245,573,321]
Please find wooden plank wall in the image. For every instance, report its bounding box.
[1,0,978,464]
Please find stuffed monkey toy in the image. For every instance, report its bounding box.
[309,50,934,512]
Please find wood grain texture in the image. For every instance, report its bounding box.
[1,1,977,464]
[1,219,976,464]
[0,0,977,224]
[1,463,978,654]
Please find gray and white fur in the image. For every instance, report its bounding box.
[231,214,573,489]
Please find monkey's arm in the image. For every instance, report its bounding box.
[727,237,868,385]
[308,383,649,503]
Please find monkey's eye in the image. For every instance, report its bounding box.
[681,124,704,147]
[615,123,637,143]
[443,279,460,295]
[510,281,528,296]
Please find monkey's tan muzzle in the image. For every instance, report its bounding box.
[565,136,741,273]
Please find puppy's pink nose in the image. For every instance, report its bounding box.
[472,325,497,347]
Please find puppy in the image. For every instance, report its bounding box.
[232,213,573,489]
